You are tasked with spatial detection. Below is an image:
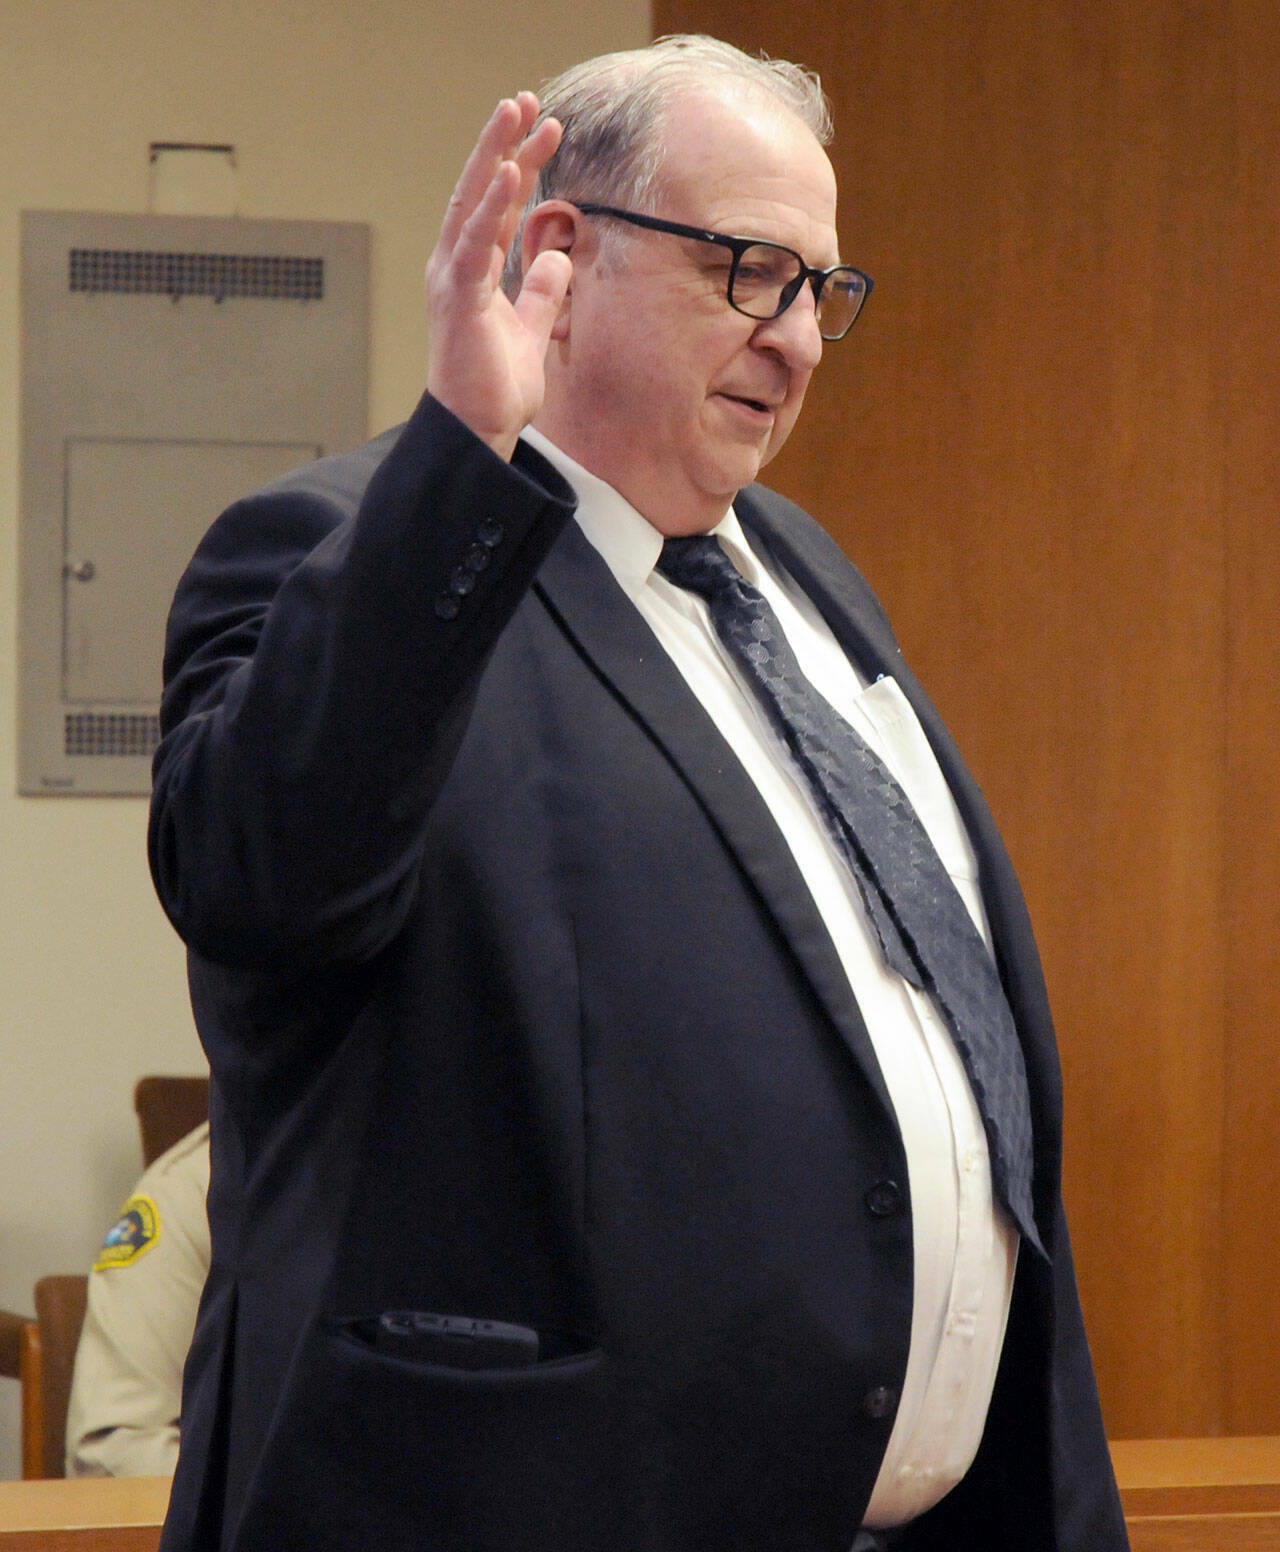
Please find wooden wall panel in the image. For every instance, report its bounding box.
[653,0,1278,1438]
[1222,0,1280,1436]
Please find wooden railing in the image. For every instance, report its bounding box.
[1,1441,1278,1548]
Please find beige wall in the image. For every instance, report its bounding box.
[0,0,649,1479]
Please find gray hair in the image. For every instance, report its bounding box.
[501,34,832,296]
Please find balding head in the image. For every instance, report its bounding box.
[501,35,832,297]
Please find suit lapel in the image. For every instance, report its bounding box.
[533,518,898,1123]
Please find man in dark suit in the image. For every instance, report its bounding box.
[149,34,1129,1552]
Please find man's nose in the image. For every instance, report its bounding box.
[753,284,824,370]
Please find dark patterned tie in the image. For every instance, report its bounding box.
[657,535,1042,1255]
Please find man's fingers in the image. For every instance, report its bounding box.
[494,114,562,253]
[438,94,538,252]
[441,157,522,292]
[514,113,562,197]
[437,100,513,249]
[511,89,540,134]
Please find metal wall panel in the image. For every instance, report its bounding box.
[18,211,369,794]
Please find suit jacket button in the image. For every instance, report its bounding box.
[434,593,461,620]
[449,566,476,597]
[862,1386,899,1421]
[477,517,504,547]
[865,1180,902,1217]
[464,544,491,572]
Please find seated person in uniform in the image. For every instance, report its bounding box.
[65,1122,210,1477]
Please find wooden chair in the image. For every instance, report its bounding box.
[0,1274,90,1477]
[0,1307,26,1388]
[133,1075,210,1167]
[0,1304,39,1475]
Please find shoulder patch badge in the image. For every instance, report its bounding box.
[94,1194,161,1271]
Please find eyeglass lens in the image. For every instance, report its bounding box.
[731,244,867,338]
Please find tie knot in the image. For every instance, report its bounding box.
[655,535,744,602]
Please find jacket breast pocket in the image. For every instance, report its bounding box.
[230,1313,616,1552]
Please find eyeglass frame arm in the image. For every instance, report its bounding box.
[573,202,873,338]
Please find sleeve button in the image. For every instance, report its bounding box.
[434,593,461,620]
[477,517,505,548]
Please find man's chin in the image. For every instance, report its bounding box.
[725,448,768,491]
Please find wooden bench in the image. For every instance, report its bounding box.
[1112,1437,1280,1550]
[0,1476,170,1550]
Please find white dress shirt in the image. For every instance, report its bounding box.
[523,427,1019,1531]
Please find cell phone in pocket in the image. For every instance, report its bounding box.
[374,1309,540,1368]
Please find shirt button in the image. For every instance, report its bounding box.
[862,1386,899,1422]
[864,1179,903,1218]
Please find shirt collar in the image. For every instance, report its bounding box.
[520,426,764,597]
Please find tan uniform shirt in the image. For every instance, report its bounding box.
[65,1122,211,1477]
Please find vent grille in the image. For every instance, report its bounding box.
[69,248,325,301]
[65,711,160,758]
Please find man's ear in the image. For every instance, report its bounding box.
[521,202,580,340]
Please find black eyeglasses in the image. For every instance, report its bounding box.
[575,203,873,341]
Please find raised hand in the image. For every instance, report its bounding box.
[425,93,571,460]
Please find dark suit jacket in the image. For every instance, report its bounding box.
[149,392,1129,1552]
